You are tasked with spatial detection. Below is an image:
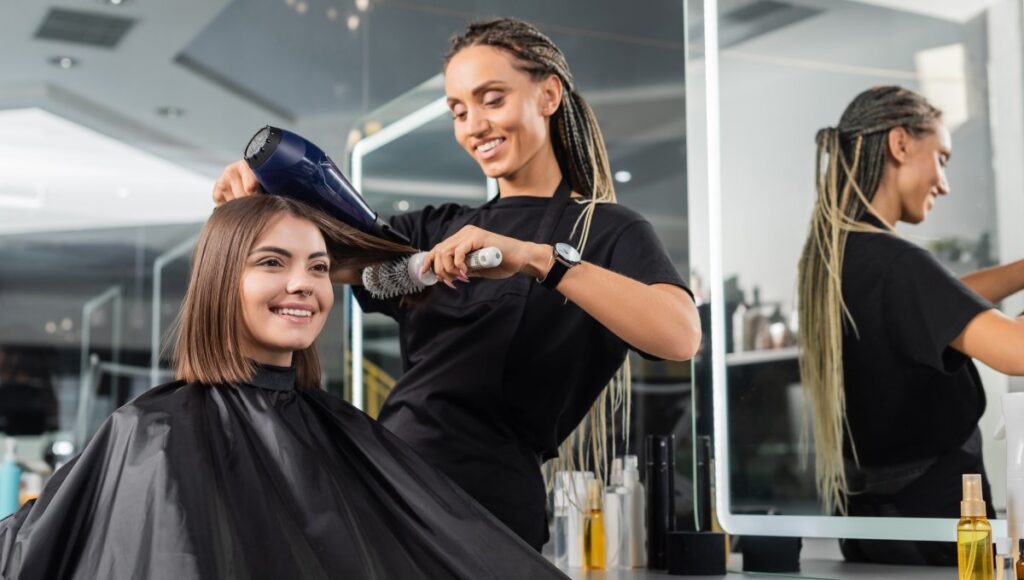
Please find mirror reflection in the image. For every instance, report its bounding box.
[713,0,1024,557]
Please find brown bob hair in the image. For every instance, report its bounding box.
[173,195,415,389]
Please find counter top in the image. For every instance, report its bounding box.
[565,558,954,579]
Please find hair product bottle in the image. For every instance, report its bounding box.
[622,454,647,568]
[958,473,994,580]
[1016,539,1024,580]
[567,471,592,568]
[584,479,606,570]
[995,537,1013,580]
[0,438,21,518]
[553,473,570,569]
[604,458,627,568]
[1002,393,1024,574]
[646,435,674,569]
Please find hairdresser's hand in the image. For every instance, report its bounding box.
[212,160,261,206]
[420,225,553,287]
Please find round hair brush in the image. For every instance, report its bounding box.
[362,247,503,299]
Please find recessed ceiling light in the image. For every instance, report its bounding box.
[156,106,185,118]
[355,0,369,11]
[326,7,339,20]
[99,0,130,5]
[48,56,79,69]
[347,14,360,30]
[393,200,410,212]
[296,1,308,14]
[614,170,632,183]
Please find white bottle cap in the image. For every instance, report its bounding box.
[623,455,639,472]
[610,457,624,487]
[996,536,1011,555]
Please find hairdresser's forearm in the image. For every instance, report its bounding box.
[960,259,1024,304]
[524,246,701,360]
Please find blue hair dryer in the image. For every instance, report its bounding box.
[244,126,410,245]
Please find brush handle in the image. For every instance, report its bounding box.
[407,247,503,286]
[466,247,503,271]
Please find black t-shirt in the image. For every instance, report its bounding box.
[841,216,992,467]
[353,193,688,538]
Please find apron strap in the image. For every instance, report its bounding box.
[531,179,573,244]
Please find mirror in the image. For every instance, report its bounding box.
[692,0,1024,541]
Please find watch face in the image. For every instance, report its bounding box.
[555,242,581,263]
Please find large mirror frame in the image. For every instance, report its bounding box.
[692,0,1024,541]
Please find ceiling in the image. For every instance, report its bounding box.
[0,0,830,233]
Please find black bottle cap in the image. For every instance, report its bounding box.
[646,434,675,467]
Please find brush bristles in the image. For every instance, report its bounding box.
[362,257,425,299]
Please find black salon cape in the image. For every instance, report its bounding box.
[354,186,690,547]
[0,366,567,580]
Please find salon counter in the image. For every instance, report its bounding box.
[561,539,956,579]
[565,559,953,579]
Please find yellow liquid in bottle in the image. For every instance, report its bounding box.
[957,517,993,580]
[584,510,606,570]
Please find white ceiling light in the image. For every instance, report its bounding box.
[48,56,79,69]
[614,170,632,183]
[914,43,968,130]
[355,0,370,12]
[327,7,339,20]
[844,0,1001,23]
[347,14,360,30]
[0,108,213,234]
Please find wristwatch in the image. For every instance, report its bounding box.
[540,242,581,290]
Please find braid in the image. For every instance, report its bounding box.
[798,86,941,515]
[446,18,623,488]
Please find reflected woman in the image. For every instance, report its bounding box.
[0,195,565,579]
[798,85,1024,565]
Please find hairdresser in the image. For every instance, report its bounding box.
[213,18,700,550]
[799,86,1024,565]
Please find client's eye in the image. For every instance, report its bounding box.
[258,257,284,268]
[311,263,330,274]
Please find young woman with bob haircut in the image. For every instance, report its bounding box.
[0,195,566,579]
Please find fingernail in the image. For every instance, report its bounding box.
[458,274,470,283]
[444,279,457,289]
